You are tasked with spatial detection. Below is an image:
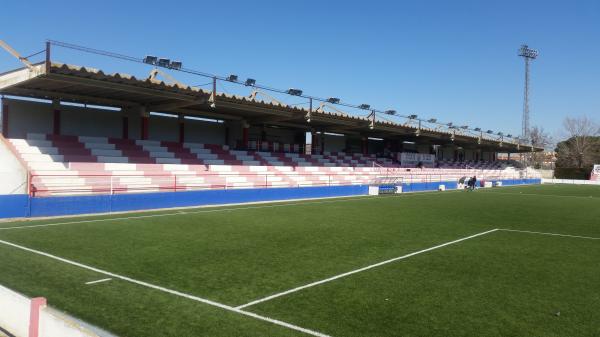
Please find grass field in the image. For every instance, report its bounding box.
[0,184,599,337]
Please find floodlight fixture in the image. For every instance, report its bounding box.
[461,125,469,129]
[287,88,303,96]
[327,97,340,104]
[447,122,453,127]
[506,134,512,138]
[408,114,418,119]
[384,110,396,115]
[157,58,170,67]
[486,130,494,134]
[427,118,437,123]
[358,104,370,110]
[519,45,539,59]
[169,61,182,70]
[226,74,238,82]
[497,132,504,136]
[245,78,256,86]
[143,55,158,65]
[474,127,481,131]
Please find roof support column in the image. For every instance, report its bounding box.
[242,121,249,150]
[139,107,149,140]
[311,131,318,155]
[52,99,61,136]
[320,131,325,155]
[122,109,129,140]
[178,114,185,144]
[1,98,8,137]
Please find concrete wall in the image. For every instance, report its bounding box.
[417,145,431,154]
[0,284,111,337]
[186,119,226,144]
[323,134,345,152]
[441,146,456,160]
[3,98,231,145]
[148,114,179,142]
[0,136,27,194]
[61,105,122,138]
[5,98,54,138]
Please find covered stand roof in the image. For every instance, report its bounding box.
[0,62,540,153]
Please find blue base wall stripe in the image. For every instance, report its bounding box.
[110,185,368,213]
[0,195,30,218]
[401,181,458,193]
[24,185,369,218]
[0,178,543,219]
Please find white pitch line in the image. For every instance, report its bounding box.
[85,278,112,285]
[0,239,331,337]
[499,229,600,240]
[236,228,499,309]
[0,190,462,231]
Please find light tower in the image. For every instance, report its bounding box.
[518,44,538,142]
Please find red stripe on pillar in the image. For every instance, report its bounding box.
[179,121,185,143]
[122,116,129,139]
[1,103,8,137]
[29,297,47,337]
[141,116,149,140]
[242,127,249,148]
[53,109,61,135]
[362,138,368,155]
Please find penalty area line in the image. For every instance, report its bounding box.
[85,278,112,285]
[0,239,331,337]
[236,228,499,309]
[498,229,600,240]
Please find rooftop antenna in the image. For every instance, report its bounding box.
[518,44,538,142]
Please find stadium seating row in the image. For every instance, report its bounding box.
[8,133,524,196]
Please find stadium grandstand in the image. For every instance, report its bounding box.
[2,39,599,337]
[0,41,541,208]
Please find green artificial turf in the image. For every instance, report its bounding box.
[0,184,598,337]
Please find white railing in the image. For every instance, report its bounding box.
[542,178,600,185]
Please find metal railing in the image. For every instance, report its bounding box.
[29,170,534,197]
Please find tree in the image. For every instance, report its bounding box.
[528,126,553,168]
[555,116,600,169]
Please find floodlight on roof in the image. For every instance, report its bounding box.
[486,130,493,134]
[226,74,238,82]
[157,58,171,67]
[461,125,469,129]
[506,134,512,138]
[169,61,182,70]
[497,132,504,136]
[143,55,158,65]
[245,78,256,86]
[327,97,340,104]
[408,114,418,119]
[384,110,396,115]
[358,104,370,110]
[287,88,303,96]
[447,122,453,127]
[474,127,481,131]
[427,118,437,123]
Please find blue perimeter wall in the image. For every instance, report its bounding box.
[0,179,541,219]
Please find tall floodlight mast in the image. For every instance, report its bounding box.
[518,44,538,142]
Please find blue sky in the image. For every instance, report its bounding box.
[1,0,598,140]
